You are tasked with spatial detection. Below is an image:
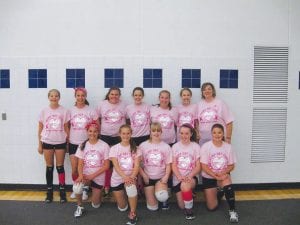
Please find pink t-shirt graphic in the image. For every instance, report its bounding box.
[126,103,150,137]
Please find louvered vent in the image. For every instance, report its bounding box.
[251,108,287,163]
[253,46,288,103]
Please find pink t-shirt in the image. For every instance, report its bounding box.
[39,106,70,144]
[200,141,237,179]
[176,103,198,140]
[69,105,98,145]
[97,100,126,137]
[139,140,172,180]
[75,140,110,185]
[126,103,151,137]
[109,143,141,187]
[197,98,234,146]
[172,141,201,186]
[150,106,178,144]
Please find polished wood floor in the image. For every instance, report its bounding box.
[0,189,300,202]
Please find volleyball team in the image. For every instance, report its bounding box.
[37,83,238,224]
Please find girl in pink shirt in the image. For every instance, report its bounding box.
[126,87,151,146]
[176,88,199,141]
[109,125,141,225]
[69,88,99,200]
[73,121,110,218]
[97,87,127,195]
[200,123,238,223]
[38,89,70,203]
[197,82,234,146]
[172,124,201,220]
[150,90,178,146]
[139,122,172,211]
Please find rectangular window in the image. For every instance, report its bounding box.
[28,69,47,88]
[181,69,201,88]
[104,68,124,88]
[143,69,162,88]
[0,69,10,88]
[220,69,238,88]
[66,69,85,88]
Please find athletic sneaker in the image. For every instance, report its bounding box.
[70,191,76,199]
[59,186,67,203]
[91,202,101,209]
[74,205,84,218]
[45,189,53,203]
[126,212,137,225]
[229,210,239,223]
[81,186,89,200]
[161,201,169,210]
[185,209,196,220]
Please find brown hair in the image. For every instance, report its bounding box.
[119,124,137,154]
[201,82,216,99]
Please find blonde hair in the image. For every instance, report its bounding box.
[48,89,60,98]
[149,122,162,142]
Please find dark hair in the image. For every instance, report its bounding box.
[74,88,89,106]
[180,123,197,142]
[158,90,172,109]
[211,123,225,141]
[132,87,145,97]
[201,82,216,99]
[119,124,137,154]
[104,87,121,100]
[80,139,89,151]
[180,88,192,97]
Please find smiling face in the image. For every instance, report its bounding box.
[75,90,86,107]
[87,125,99,142]
[180,126,192,144]
[48,90,60,106]
[133,89,144,105]
[120,126,132,144]
[181,89,192,106]
[212,126,224,143]
[159,91,170,109]
[108,90,120,104]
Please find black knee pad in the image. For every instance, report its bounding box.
[223,185,235,200]
[56,166,65,174]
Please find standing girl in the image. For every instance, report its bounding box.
[197,82,234,146]
[69,88,98,200]
[97,87,127,195]
[139,122,172,211]
[109,125,141,225]
[73,121,110,218]
[38,89,70,203]
[176,88,198,141]
[150,90,178,146]
[172,124,201,220]
[200,123,238,223]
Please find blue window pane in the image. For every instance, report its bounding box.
[29,79,38,88]
[229,70,238,79]
[114,69,123,78]
[66,69,75,79]
[0,79,10,88]
[229,79,238,88]
[143,69,152,79]
[105,79,114,88]
[191,78,201,88]
[76,69,85,79]
[152,78,162,88]
[76,78,85,88]
[220,79,229,88]
[143,78,152,88]
[191,69,200,79]
[153,69,162,79]
[38,79,47,88]
[0,70,9,79]
[114,78,124,88]
[29,69,37,79]
[38,69,47,78]
[182,78,191,88]
[105,69,114,79]
[66,78,75,88]
[182,69,191,79]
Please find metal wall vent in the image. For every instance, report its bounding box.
[253,46,288,103]
[251,107,287,163]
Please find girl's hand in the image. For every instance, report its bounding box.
[83,174,94,181]
[160,176,168,184]
[123,176,135,185]
[183,176,193,183]
[75,176,83,183]
[38,145,43,155]
[142,175,149,185]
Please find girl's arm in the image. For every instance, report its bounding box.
[84,159,110,181]
[138,158,149,183]
[131,155,140,179]
[171,159,184,182]
[161,163,171,184]
[225,122,233,144]
[76,158,84,183]
[201,163,218,180]
[111,157,128,179]
[64,122,70,142]
[188,160,201,178]
[38,122,43,154]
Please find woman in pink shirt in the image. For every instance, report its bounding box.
[200,123,238,223]
[97,87,127,195]
[69,88,99,200]
[38,89,70,203]
[73,121,110,218]
[139,122,172,211]
[126,87,151,146]
[176,88,198,141]
[172,124,201,220]
[109,125,141,225]
[197,82,234,146]
[150,90,178,146]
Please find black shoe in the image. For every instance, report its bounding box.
[126,212,137,225]
[45,188,53,203]
[59,186,67,203]
[185,209,195,220]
